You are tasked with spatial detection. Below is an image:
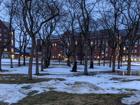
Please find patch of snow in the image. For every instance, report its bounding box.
[122,91,140,105]
[1,60,140,104]
[0,84,26,104]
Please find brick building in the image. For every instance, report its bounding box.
[50,36,64,60]
[0,20,15,58]
[50,30,140,62]
[50,30,110,61]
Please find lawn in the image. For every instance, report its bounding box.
[1,61,140,105]
[13,91,126,105]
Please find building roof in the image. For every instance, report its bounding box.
[0,20,14,31]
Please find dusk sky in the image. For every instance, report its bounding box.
[0,1,9,21]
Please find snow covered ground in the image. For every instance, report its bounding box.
[1,59,140,104]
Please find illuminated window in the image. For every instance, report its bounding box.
[52,43,57,47]
[4,48,7,51]
[11,48,14,52]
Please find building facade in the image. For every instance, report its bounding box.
[0,20,15,58]
[50,30,140,62]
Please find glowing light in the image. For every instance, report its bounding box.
[58,54,61,57]
[134,58,137,62]
[11,54,15,59]
[75,41,78,45]
[123,47,126,51]
[64,57,68,61]
[90,41,93,46]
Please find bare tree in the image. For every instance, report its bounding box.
[99,0,125,72]
[0,0,15,71]
[14,18,30,66]
[39,18,59,71]
[121,0,140,75]
[88,20,100,68]
[20,0,60,79]
[75,0,98,75]
[5,0,17,68]
[59,31,73,67]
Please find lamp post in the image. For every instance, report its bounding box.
[67,42,71,66]
[123,46,126,61]
[90,41,94,68]
[75,40,78,60]
[75,40,78,46]
[58,53,61,64]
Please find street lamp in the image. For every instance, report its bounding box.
[58,53,61,64]
[11,54,15,59]
[74,41,78,60]
[123,47,126,51]
[68,42,70,46]
[75,40,78,46]
[90,41,93,46]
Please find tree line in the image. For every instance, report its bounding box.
[0,0,140,79]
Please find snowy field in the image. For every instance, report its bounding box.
[1,59,140,105]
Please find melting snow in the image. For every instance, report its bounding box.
[1,59,140,104]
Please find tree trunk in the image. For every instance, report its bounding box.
[120,56,123,67]
[0,53,2,71]
[44,59,50,68]
[35,46,39,75]
[80,59,83,65]
[45,55,51,68]
[43,44,51,68]
[127,51,131,75]
[89,60,93,68]
[67,56,71,67]
[117,54,121,69]
[23,46,26,66]
[72,61,77,72]
[112,49,116,72]
[28,37,35,80]
[71,54,77,72]
[41,48,45,70]
[41,56,44,71]
[98,57,101,66]
[18,54,21,66]
[18,48,21,66]
[109,56,112,67]
[10,52,13,68]
[79,43,83,65]
[84,42,88,75]
[103,57,105,66]
[103,48,106,66]
[89,48,94,69]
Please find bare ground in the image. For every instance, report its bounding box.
[0,74,65,84]
[12,91,127,105]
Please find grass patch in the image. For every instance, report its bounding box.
[110,77,140,82]
[0,74,65,84]
[13,91,127,105]
[0,102,8,105]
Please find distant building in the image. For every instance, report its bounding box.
[50,30,140,62]
[0,20,15,58]
[35,29,140,62]
[51,36,64,60]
